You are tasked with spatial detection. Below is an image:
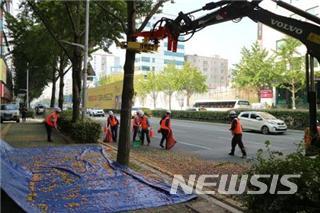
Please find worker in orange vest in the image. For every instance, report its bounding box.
[132,111,141,142]
[229,111,246,158]
[139,111,151,145]
[107,111,119,142]
[159,110,172,148]
[45,107,61,142]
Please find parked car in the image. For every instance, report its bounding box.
[0,103,20,123]
[238,111,287,134]
[88,108,105,117]
[35,104,46,115]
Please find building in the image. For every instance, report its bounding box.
[185,54,229,89]
[1,0,13,104]
[135,14,185,73]
[91,49,121,83]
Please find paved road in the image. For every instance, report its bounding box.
[93,116,303,162]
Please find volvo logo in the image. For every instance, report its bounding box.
[271,19,303,35]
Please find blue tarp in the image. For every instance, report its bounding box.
[0,140,196,212]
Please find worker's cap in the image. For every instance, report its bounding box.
[166,110,171,114]
[138,110,144,116]
[55,107,62,113]
[108,111,114,115]
[229,111,237,116]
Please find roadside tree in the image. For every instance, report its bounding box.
[275,36,305,110]
[178,62,208,107]
[233,42,277,100]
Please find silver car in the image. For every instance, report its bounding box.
[239,111,287,134]
[0,104,20,123]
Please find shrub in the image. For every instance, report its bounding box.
[58,114,101,144]
[26,111,35,118]
[243,142,320,213]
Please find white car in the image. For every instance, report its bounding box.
[88,108,105,117]
[238,111,287,134]
[0,104,20,123]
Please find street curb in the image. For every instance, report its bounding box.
[98,140,244,213]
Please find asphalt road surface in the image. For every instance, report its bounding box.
[93,116,304,162]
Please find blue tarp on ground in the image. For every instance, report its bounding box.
[0,140,196,212]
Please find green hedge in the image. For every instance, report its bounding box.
[26,111,35,118]
[103,109,319,130]
[244,143,320,212]
[152,109,320,130]
[58,112,101,144]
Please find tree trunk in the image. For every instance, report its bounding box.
[152,91,157,109]
[58,57,65,110]
[291,83,296,110]
[50,70,56,107]
[168,92,172,110]
[187,91,191,107]
[71,2,82,122]
[117,1,136,166]
[71,45,82,122]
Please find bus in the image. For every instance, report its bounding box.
[193,99,251,111]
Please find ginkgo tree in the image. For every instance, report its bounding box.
[233,42,278,100]
[274,36,305,110]
[178,62,208,107]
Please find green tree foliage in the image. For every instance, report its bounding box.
[134,75,148,106]
[275,36,305,110]
[98,73,124,85]
[134,71,162,109]
[6,13,59,103]
[25,0,126,121]
[233,42,277,98]
[178,62,208,107]
[159,64,181,110]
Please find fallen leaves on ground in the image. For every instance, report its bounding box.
[131,147,249,178]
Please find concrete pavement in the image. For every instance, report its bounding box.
[93,116,304,162]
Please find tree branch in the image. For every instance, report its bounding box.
[26,0,72,60]
[64,2,77,35]
[95,1,127,34]
[137,0,169,33]
[54,65,72,81]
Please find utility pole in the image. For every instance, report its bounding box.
[81,0,90,120]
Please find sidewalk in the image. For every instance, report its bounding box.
[1,119,71,148]
[0,120,236,213]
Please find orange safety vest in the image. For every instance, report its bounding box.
[140,116,149,130]
[133,116,140,127]
[160,116,171,130]
[45,112,58,127]
[108,116,118,127]
[232,118,242,135]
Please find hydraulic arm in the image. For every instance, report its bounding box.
[129,0,320,146]
[134,0,320,62]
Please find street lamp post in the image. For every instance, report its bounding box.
[81,0,90,120]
